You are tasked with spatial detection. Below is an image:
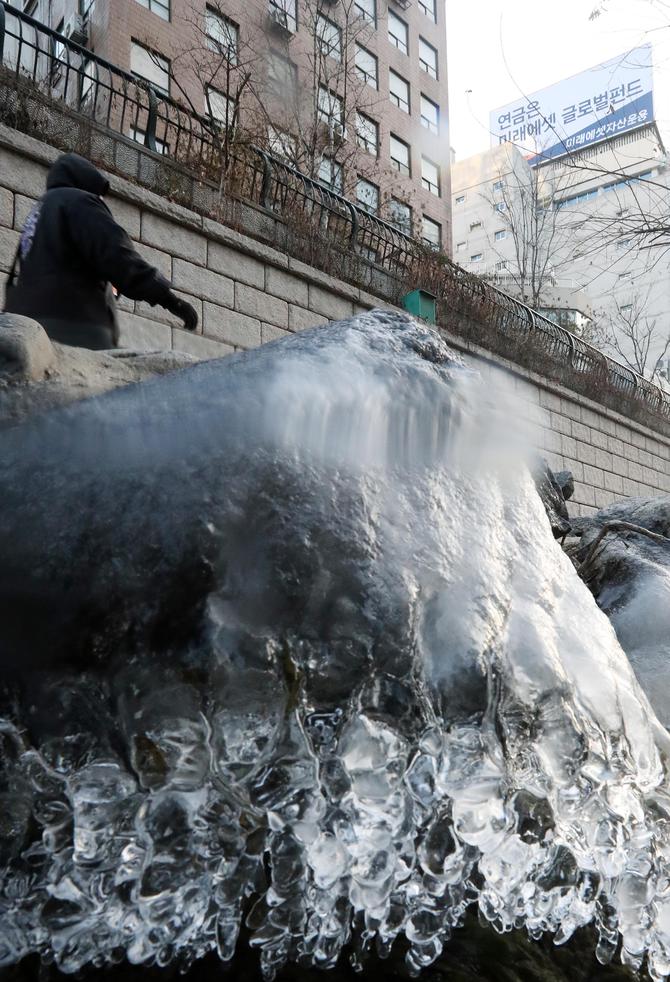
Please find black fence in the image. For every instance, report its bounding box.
[1,0,670,424]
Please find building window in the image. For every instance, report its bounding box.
[389,198,411,235]
[555,188,598,209]
[494,229,506,241]
[129,126,168,154]
[357,178,379,215]
[456,241,466,252]
[268,0,297,34]
[316,14,341,61]
[471,253,483,262]
[318,156,343,193]
[388,11,408,55]
[318,86,344,128]
[494,202,506,212]
[356,112,378,156]
[390,134,410,175]
[419,37,438,79]
[421,156,440,196]
[134,0,170,20]
[422,216,441,249]
[455,194,465,204]
[80,58,97,105]
[418,0,436,21]
[420,94,439,135]
[604,170,652,192]
[354,0,376,26]
[470,221,482,230]
[389,69,409,113]
[268,125,297,162]
[206,87,234,128]
[130,41,170,94]
[355,44,378,89]
[205,8,238,63]
[492,179,504,192]
[495,260,507,271]
[52,17,66,64]
[268,51,297,100]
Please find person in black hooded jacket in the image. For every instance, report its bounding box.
[3,152,198,349]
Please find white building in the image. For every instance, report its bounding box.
[451,49,670,382]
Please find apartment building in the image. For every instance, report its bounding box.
[8,0,451,250]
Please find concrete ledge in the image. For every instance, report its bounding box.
[0,187,13,227]
[118,311,172,351]
[202,216,290,271]
[203,304,262,349]
[288,305,327,332]
[436,322,670,451]
[0,225,19,272]
[172,328,234,360]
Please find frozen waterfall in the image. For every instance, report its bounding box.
[0,311,669,979]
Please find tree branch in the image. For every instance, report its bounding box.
[579,520,670,577]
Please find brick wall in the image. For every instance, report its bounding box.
[1,124,669,515]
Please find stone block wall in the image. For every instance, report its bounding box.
[478,362,670,516]
[1,125,669,516]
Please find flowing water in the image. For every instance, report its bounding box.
[1,312,669,979]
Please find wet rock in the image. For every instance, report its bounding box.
[554,469,575,501]
[571,497,670,726]
[533,457,571,538]
[0,311,664,980]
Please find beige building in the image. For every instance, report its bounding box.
[451,125,670,380]
[7,0,451,249]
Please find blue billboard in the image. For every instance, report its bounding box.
[489,45,654,166]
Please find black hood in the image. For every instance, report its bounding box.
[46,153,110,196]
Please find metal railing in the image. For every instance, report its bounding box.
[1,0,670,423]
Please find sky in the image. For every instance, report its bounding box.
[446,0,670,160]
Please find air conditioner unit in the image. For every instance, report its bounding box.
[267,7,294,36]
[63,14,88,47]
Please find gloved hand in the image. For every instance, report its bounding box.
[165,292,198,332]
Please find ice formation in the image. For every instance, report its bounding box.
[1,311,670,979]
[572,499,670,732]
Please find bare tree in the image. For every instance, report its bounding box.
[161,6,263,168]
[269,0,381,181]
[146,0,384,195]
[596,289,670,379]
[481,157,575,308]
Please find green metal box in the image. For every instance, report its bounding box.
[402,289,437,325]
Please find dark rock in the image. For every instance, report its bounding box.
[571,496,670,726]
[0,311,651,981]
[554,469,575,500]
[533,457,571,538]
